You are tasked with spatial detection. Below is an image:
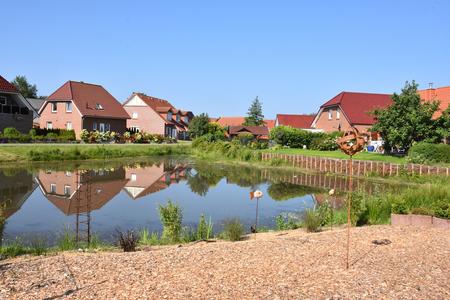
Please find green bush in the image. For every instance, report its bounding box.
[221,218,244,241]
[196,214,213,240]
[269,126,314,148]
[275,214,300,230]
[310,132,342,151]
[303,210,322,232]
[159,200,183,243]
[407,142,450,164]
[3,127,21,138]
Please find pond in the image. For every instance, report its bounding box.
[0,157,407,246]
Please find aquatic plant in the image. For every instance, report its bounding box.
[221,218,244,241]
[159,200,183,243]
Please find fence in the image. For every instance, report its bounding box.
[261,153,450,177]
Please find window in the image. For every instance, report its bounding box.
[99,123,105,132]
[106,123,110,131]
[51,103,57,112]
[50,184,56,193]
[96,103,103,110]
[131,126,140,132]
[132,112,138,119]
[328,109,332,120]
[184,116,189,123]
[176,114,180,122]
[64,185,71,196]
[93,122,97,131]
[66,102,72,112]
[66,122,73,130]
[65,171,72,176]
[0,96,6,105]
[167,112,172,120]
[46,122,53,129]
[131,173,137,181]
[336,109,340,120]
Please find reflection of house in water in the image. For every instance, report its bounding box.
[123,163,189,200]
[36,168,128,243]
[0,170,37,219]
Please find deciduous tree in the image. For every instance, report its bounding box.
[11,75,38,98]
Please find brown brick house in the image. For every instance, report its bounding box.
[311,92,393,138]
[39,81,130,139]
[123,93,193,140]
[0,75,35,133]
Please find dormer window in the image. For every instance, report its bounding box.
[96,103,104,110]
[167,112,172,120]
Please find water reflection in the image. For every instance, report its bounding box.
[0,158,408,245]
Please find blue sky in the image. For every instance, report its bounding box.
[2,0,449,118]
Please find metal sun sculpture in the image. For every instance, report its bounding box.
[337,129,365,269]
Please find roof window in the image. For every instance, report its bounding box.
[96,103,104,110]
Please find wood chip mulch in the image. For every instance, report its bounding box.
[1,225,449,299]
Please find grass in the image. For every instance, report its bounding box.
[266,148,406,164]
[0,143,191,163]
[220,218,244,241]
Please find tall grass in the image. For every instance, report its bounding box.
[221,218,244,241]
[196,214,214,240]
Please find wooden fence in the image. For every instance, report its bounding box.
[261,153,450,177]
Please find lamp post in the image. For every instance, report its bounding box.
[337,129,365,269]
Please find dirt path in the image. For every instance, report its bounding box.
[1,225,449,299]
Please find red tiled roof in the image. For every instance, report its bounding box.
[418,86,450,118]
[276,114,315,129]
[215,116,275,128]
[134,93,175,110]
[0,75,17,93]
[228,125,269,136]
[47,81,129,119]
[264,120,275,130]
[321,92,393,125]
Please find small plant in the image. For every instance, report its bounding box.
[221,218,244,241]
[116,229,139,252]
[196,214,213,240]
[0,238,26,258]
[30,237,47,256]
[159,200,183,243]
[57,226,77,250]
[303,210,322,232]
[275,214,300,230]
[139,229,160,246]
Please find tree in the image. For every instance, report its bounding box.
[436,106,450,144]
[11,75,38,98]
[371,81,440,152]
[188,113,210,138]
[244,96,264,126]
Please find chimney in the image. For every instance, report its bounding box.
[428,82,434,89]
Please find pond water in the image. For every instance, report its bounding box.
[0,157,407,246]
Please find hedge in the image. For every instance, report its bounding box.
[407,142,450,164]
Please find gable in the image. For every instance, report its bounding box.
[124,95,148,106]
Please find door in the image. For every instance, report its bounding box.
[99,123,105,132]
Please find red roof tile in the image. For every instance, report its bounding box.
[321,92,393,125]
[0,75,17,93]
[276,114,315,129]
[228,125,269,136]
[418,86,450,118]
[215,116,275,128]
[47,81,129,119]
[134,93,175,110]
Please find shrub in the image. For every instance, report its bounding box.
[407,142,450,164]
[303,210,322,232]
[236,132,255,145]
[221,218,244,241]
[116,229,139,252]
[159,200,183,243]
[196,214,213,240]
[275,214,300,230]
[269,126,314,148]
[80,129,90,142]
[3,127,21,138]
[46,132,58,141]
[433,201,450,219]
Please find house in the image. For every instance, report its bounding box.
[123,92,193,140]
[26,98,46,128]
[228,125,269,140]
[214,116,275,130]
[39,81,130,138]
[311,92,393,138]
[0,75,35,133]
[275,114,317,131]
[418,85,450,118]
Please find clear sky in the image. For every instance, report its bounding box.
[2,0,450,119]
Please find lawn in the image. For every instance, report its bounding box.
[0,142,191,163]
[265,148,407,164]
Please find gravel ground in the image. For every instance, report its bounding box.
[1,225,449,299]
